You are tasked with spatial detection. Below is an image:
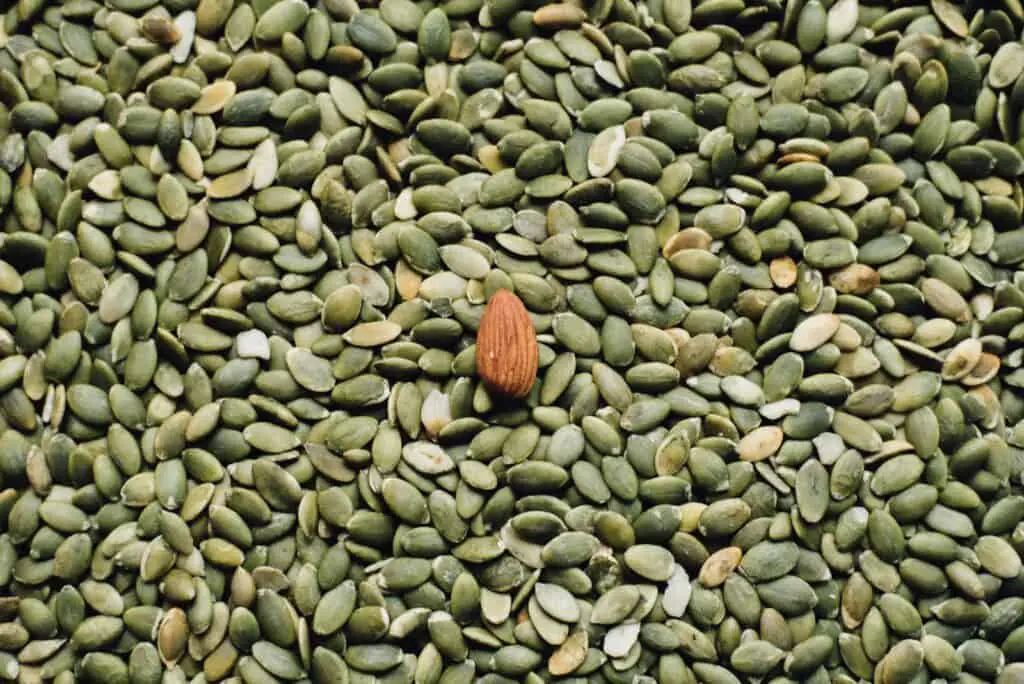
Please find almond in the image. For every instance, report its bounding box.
[476,289,538,398]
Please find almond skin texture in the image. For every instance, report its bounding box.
[476,289,538,398]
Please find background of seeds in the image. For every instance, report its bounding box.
[1,0,1024,681]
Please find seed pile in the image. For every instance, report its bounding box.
[1,0,1024,681]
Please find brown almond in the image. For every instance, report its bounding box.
[476,289,538,398]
